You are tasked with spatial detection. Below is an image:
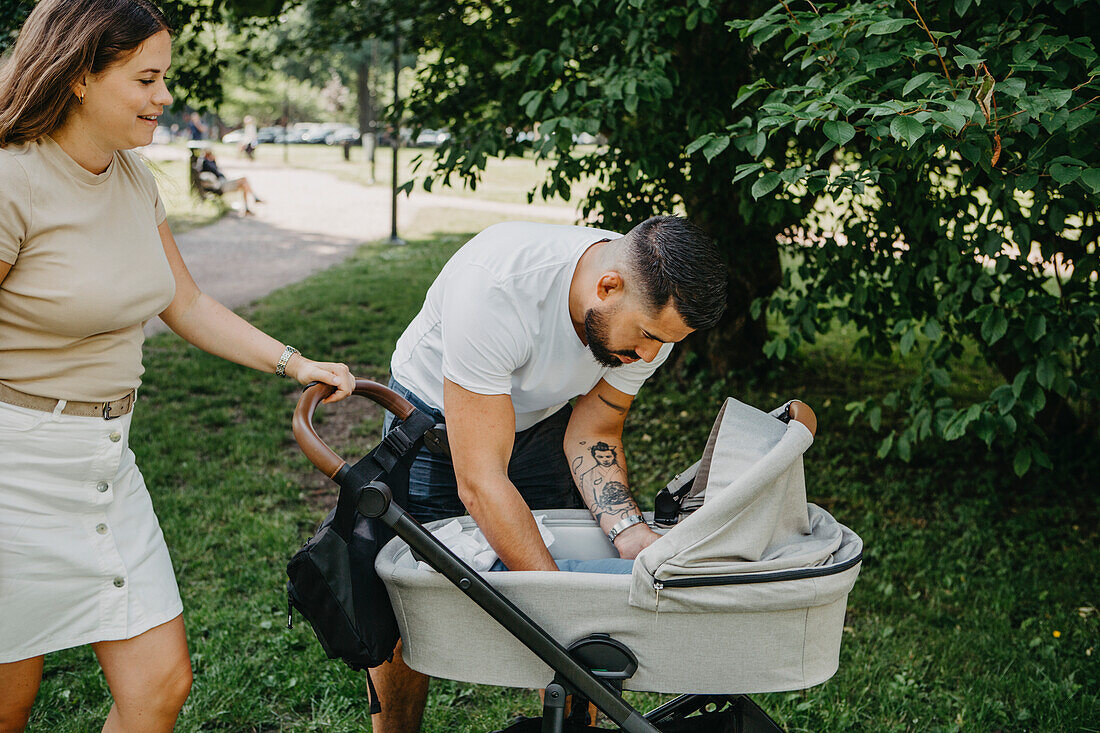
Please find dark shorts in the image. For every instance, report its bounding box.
[383,379,582,523]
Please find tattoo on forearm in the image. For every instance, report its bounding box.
[593,481,633,522]
[598,393,627,414]
[568,439,639,526]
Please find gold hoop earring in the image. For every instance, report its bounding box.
[78,92,84,105]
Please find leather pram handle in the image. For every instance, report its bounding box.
[292,378,417,479]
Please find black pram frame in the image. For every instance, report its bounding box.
[293,379,788,733]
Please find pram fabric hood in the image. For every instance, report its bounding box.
[630,397,857,614]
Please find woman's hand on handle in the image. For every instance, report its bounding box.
[288,355,355,403]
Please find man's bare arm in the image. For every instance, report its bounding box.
[443,379,558,571]
[564,380,659,559]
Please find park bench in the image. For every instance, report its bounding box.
[187,140,223,200]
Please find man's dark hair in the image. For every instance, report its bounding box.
[590,441,616,458]
[623,216,727,330]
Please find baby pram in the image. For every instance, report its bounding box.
[293,380,863,732]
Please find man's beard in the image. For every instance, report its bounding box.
[584,306,638,368]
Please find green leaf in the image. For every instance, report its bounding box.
[822,120,856,145]
[702,135,730,162]
[993,384,1016,414]
[524,91,544,118]
[732,162,765,183]
[1025,313,1047,341]
[1067,108,1095,132]
[923,319,943,341]
[896,434,912,461]
[747,131,767,157]
[751,172,783,199]
[981,309,1008,345]
[867,18,915,36]
[945,99,978,120]
[1016,173,1039,192]
[1079,168,1100,193]
[890,116,926,147]
[1035,357,1057,389]
[1049,163,1081,184]
[930,110,968,133]
[1013,448,1032,477]
[814,139,838,161]
[864,52,901,71]
[877,433,895,459]
[998,77,1027,98]
[553,87,569,110]
[685,133,714,156]
[903,72,937,97]
[900,328,916,355]
[731,79,768,112]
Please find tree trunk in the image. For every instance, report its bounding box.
[356,56,373,143]
[671,199,783,375]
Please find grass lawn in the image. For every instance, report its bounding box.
[26,229,1098,731]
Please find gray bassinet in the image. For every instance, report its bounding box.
[375,397,862,695]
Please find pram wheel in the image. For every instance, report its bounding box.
[491,693,785,732]
[644,694,784,733]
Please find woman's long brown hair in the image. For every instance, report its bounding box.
[0,0,170,146]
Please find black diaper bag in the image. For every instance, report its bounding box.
[286,404,439,711]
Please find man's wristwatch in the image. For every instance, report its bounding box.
[607,514,646,543]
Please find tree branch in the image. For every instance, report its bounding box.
[906,0,954,88]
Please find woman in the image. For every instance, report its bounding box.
[199,145,262,213]
[0,1,355,729]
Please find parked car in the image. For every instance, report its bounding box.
[414,128,451,147]
[256,126,286,144]
[325,126,361,146]
[221,129,246,145]
[301,122,345,144]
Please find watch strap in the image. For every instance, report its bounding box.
[607,514,645,542]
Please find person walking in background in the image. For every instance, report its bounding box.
[186,110,205,141]
[240,114,258,160]
[0,1,355,730]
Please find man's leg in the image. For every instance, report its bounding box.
[368,639,430,733]
[374,384,461,733]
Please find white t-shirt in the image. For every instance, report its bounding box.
[391,222,673,431]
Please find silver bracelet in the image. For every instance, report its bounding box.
[275,345,299,377]
[607,514,646,543]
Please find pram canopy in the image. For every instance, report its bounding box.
[376,397,862,694]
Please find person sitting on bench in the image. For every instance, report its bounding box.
[199,147,261,214]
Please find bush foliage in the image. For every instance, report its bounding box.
[692,0,1099,470]
[393,0,1098,470]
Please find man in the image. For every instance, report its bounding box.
[373,216,727,732]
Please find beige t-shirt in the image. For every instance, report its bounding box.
[0,136,174,402]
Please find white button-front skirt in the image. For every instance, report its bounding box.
[0,400,183,663]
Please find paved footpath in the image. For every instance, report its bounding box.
[143,147,575,335]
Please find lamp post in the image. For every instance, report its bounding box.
[388,17,405,245]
